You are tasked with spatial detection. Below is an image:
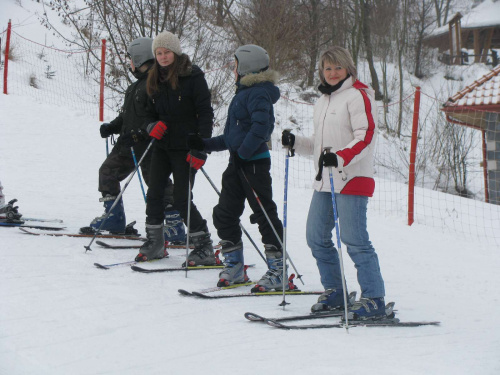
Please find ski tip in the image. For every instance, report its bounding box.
[93,263,109,270]
[265,319,289,329]
[244,312,265,322]
[191,292,211,298]
[95,240,111,248]
[178,289,192,296]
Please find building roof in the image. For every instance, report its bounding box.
[443,64,500,129]
[445,64,500,107]
[429,0,500,38]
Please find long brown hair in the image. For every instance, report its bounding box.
[146,54,181,96]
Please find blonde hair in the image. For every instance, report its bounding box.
[318,46,357,84]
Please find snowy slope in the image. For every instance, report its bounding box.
[1,1,500,374]
[1,91,500,375]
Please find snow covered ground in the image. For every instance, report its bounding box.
[1,91,500,375]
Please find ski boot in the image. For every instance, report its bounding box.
[311,288,348,313]
[81,195,126,234]
[164,207,186,245]
[182,231,217,267]
[251,245,295,292]
[217,240,249,287]
[347,297,386,321]
[0,199,24,223]
[135,223,168,262]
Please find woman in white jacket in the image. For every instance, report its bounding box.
[282,46,386,319]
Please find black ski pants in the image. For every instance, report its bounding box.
[98,145,152,196]
[213,159,283,249]
[145,144,207,232]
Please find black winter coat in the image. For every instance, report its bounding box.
[108,68,157,156]
[151,54,214,150]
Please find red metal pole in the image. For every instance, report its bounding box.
[99,39,106,121]
[3,20,12,95]
[482,129,489,203]
[408,86,421,226]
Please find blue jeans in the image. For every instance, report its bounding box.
[306,190,385,298]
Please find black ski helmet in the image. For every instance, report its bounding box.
[127,37,154,69]
[234,44,270,76]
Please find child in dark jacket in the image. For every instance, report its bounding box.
[188,44,286,291]
[136,31,215,264]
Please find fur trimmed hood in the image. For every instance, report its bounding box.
[239,69,279,87]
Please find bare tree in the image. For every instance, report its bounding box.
[359,0,383,100]
[412,0,435,79]
[433,0,452,27]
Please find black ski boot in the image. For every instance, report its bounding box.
[182,231,217,266]
[135,224,168,262]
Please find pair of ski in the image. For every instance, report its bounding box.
[245,301,440,329]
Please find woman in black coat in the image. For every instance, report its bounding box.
[135,31,215,264]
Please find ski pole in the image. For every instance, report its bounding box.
[84,139,155,252]
[200,167,266,265]
[131,147,147,203]
[238,167,304,285]
[106,138,109,156]
[280,145,293,308]
[184,161,194,278]
[324,147,350,332]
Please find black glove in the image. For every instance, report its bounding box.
[121,129,148,148]
[100,123,114,138]
[323,152,338,168]
[187,134,205,151]
[231,152,246,169]
[281,130,295,149]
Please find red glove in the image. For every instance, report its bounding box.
[186,150,207,170]
[147,121,167,140]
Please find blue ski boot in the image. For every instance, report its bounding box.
[348,297,386,320]
[164,207,186,245]
[311,288,347,313]
[217,240,249,287]
[84,195,126,234]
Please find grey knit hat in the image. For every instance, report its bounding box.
[152,31,182,56]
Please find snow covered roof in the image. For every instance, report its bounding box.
[429,0,500,37]
[445,64,500,107]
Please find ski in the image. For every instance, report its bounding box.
[130,262,253,273]
[95,240,218,250]
[244,292,357,323]
[0,215,63,223]
[1,221,65,231]
[178,282,255,296]
[185,290,323,299]
[19,227,146,240]
[266,318,440,329]
[264,302,440,329]
[94,256,169,270]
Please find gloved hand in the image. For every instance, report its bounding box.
[100,123,113,138]
[231,152,246,169]
[147,121,167,140]
[187,134,205,151]
[186,150,207,170]
[281,130,295,149]
[322,152,338,168]
[121,129,148,147]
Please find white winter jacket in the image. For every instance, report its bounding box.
[294,77,377,196]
